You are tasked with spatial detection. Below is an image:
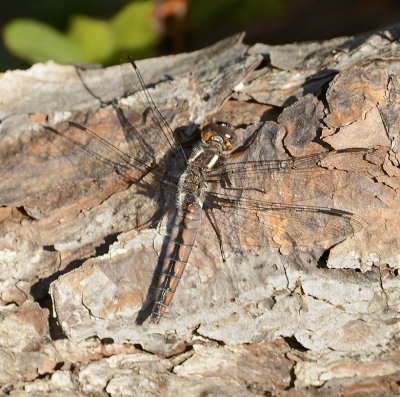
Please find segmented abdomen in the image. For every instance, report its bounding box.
[151,203,202,322]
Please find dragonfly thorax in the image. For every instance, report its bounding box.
[176,125,234,208]
[177,146,215,207]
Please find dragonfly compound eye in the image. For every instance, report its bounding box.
[201,122,236,151]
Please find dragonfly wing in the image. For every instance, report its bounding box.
[65,121,181,188]
[204,195,365,250]
[207,148,382,203]
[119,59,187,170]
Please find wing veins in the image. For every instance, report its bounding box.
[127,57,187,169]
[208,148,371,181]
[67,121,173,181]
[205,194,357,218]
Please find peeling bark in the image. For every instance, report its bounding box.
[1,27,400,396]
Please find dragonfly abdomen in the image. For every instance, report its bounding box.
[151,203,202,322]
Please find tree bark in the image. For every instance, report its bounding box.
[1,27,400,396]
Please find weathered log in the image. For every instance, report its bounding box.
[1,27,400,395]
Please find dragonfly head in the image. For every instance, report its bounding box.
[201,122,236,151]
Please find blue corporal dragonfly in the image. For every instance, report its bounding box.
[69,58,370,323]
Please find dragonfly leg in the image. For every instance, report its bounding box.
[228,123,264,158]
[205,208,227,262]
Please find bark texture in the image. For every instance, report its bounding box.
[0,27,400,396]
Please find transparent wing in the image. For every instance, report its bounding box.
[203,148,378,249]
[119,58,187,170]
[66,121,180,186]
[207,148,382,203]
[205,196,365,249]
[62,58,190,195]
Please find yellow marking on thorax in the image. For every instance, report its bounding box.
[190,145,220,170]
[206,153,220,169]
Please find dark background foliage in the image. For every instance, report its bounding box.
[1,0,400,71]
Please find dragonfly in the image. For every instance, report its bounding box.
[68,57,371,323]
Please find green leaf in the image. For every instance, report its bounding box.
[68,15,114,63]
[111,0,158,56]
[3,18,84,64]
